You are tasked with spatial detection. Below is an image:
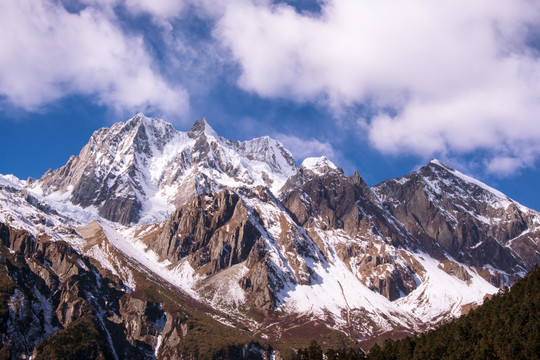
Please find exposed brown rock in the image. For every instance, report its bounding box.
[278,163,418,300]
[119,295,166,348]
[280,164,408,245]
[373,160,538,286]
[438,259,471,282]
[55,277,94,328]
[0,222,36,257]
[0,221,165,359]
[150,189,261,276]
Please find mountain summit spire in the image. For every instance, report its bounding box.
[187,117,218,139]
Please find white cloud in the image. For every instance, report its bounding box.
[125,0,186,19]
[213,0,540,174]
[485,156,527,176]
[3,0,539,176]
[275,133,338,163]
[0,0,188,116]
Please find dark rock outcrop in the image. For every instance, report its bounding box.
[150,189,261,275]
[280,161,408,245]
[372,160,538,285]
[278,160,419,300]
[0,222,162,359]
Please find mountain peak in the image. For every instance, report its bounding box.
[187,118,218,139]
[300,156,338,175]
[428,158,444,166]
[126,113,176,133]
[420,158,509,201]
[428,158,454,171]
[127,112,149,125]
[350,170,366,187]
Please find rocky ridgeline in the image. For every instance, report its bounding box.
[0,115,539,358]
[35,114,296,225]
[373,160,539,286]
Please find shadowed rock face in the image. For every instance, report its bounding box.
[373,160,539,285]
[278,164,421,300]
[0,222,179,359]
[0,222,124,357]
[36,115,168,225]
[150,189,261,275]
[146,188,304,315]
[0,220,269,359]
[140,183,348,314]
[279,165,407,243]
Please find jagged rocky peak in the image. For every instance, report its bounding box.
[187,117,218,139]
[280,156,340,194]
[426,158,512,202]
[95,112,176,147]
[127,113,178,150]
[374,158,515,211]
[426,158,465,173]
[296,157,371,196]
[349,170,363,185]
[280,156,401,242]
[396,158,510,202]
[32,114,298,225]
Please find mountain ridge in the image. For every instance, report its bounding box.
[31,114,297,225]
[0,114,539,358]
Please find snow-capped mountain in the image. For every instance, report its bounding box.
[1,115,539,358]
[32,114,296,224]
[373,159,540,285]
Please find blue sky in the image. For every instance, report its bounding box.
[1,0,539,210]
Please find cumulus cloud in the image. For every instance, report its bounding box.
[485,156,527,176]
[0,0,188,116]
[123,0,193,30]
[213,0,540,174]
[3,0,540,176]
[124,0,186,19]
[275,133,338,163]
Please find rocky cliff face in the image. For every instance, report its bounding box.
[280,157,406,242]
[278,157,420,300]
[150,190,260,273]
[0,219,272,359]
[143,186,327,315]
[1,116,539,358]
[372,159,539,286]
[0,222,125,358]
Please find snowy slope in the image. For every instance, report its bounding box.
[1,118,539,349]
[31,114,297,224]
[0,170,499,342]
